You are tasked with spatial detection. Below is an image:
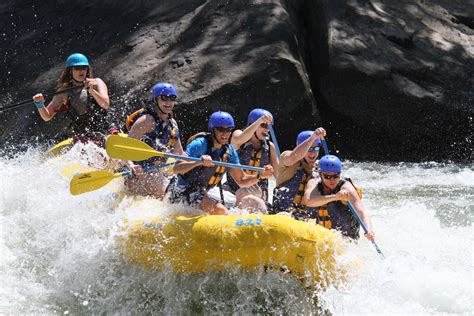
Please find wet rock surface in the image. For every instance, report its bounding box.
[0,0,472,161]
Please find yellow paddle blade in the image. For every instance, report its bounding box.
[59,163,94,178]
[106,135,164,161]
[44,138,75,158]
[70,170,122,195]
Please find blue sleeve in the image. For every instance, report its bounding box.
[228,145,240,164]
[185,137,207,158]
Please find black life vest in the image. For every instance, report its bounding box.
[316,178,363,239]
[181,133,232,190]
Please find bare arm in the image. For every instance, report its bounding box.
[171,138,184,156]
[280,127,326,167]
[84,78,109,110]
[125,115,155,174]
[344,183,374,239]
[32,93,67,122]
[231,114,273,149]
[173,153,207,175]
[127,115,155,139]
[269,142,280,179]
[304,178,341,207]
[229,165,273,188]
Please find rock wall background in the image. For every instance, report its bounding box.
[0,0,472,161]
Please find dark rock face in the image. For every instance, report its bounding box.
[300,0,473,161]
[0,0,472,162]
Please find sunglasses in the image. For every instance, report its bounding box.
[214,126,233,133]
[259,123,270,129]
[72,66,88,71]
[308,146,320,152]
[160,95,177,101]
[321,173,341,180]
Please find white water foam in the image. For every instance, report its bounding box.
[1,146,472,314]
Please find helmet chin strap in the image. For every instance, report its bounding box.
[155,100,173,119]
[253,131,268,143]
[212,130,221,145]
[157,105,166,115]
[72,78,84,85]
[212,129,228,146]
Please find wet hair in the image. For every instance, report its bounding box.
[56,66,93,90]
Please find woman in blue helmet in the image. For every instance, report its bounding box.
[172,111,273,215]
[32,53,113,140]
[124,82,184,199]
[224,108,278,212]
[304,155,375,241]
[271,128,326,220]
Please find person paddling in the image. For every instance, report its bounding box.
[32,53,115,143]
[171,111,273,215]
[225,108,279,213]
[124,82,184,199]
[271,128,325,220]
[304,155,375,241]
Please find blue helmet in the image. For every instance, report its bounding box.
[151,82,177,99]
[319,155,342,173]
[66,53,89,68]
[247,108,273,125]
[296,130,322,146]
[209,111,235,129]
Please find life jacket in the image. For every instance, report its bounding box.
[55,85,108,137]
[126,107,179,166]
[180,133,232,190]
[316,178,363,239]
[225,137,271,200]
[272,163,318,220]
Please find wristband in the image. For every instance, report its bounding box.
[34,101,45,109]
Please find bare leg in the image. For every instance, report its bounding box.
[201,194,229,215]
[238,195,268,214]
[125,172,170,199]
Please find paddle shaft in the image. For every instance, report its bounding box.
[268,124,281,158]
[163,152,264,172]
[1,85,84,113]
[321,137,330,155]
[347,201,386,260]
[120,161,175,177]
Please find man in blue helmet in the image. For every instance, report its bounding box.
[124,82,184,198]
[271,128,326,220]
[224,108,279,212]
[172,111,273,215]
[304,155,375,241]
[32,53,114,142]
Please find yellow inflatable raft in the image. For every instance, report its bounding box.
[120,214,348,286]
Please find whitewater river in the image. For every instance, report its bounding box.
[1,143,472,314]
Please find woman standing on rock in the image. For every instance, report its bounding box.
[32,53,116,143]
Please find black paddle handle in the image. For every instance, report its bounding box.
[0,85,84,113]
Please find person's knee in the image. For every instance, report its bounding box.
[201,195,228,215]
[239,195,267,214]
[210,203,228,215]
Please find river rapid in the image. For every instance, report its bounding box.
[1,143,472,314]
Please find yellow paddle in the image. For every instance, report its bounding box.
[70,161,176,195]
[59,163,94,178]
[106,135,265,172]
[45,138,75,158]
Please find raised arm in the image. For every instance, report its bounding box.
[84,78,109,110]
[280,127,326,167]
[231,113,273,149]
